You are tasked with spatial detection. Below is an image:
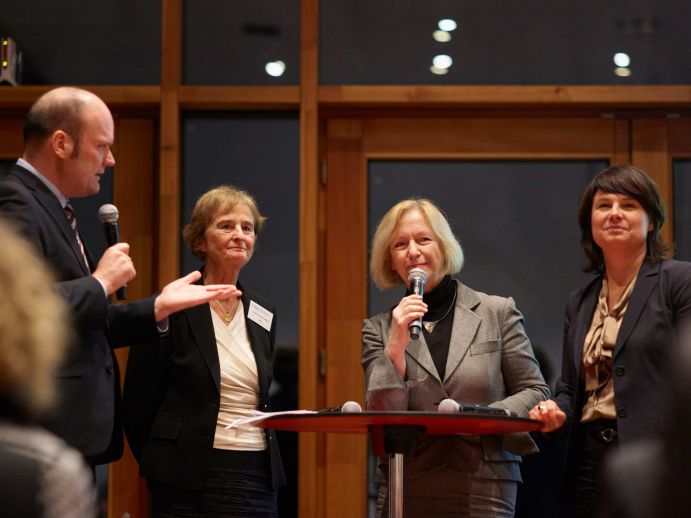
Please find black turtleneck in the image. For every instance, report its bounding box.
[407,275,457,379]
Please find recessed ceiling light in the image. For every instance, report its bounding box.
[614,66,631,77]
[265,61,286,77]
[438,19,457,32]
[433,30,452,43]
[433,54,453,69]
[430,65,449,75]
[613,52,630,68]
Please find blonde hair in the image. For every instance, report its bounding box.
[0,221,69,414]
[183,185,267,261]
[370,198,464,289]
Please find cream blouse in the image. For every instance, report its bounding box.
[211,301,267,450]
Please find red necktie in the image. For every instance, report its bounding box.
[64,203,89,269]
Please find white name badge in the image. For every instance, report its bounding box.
[247,300,274,332]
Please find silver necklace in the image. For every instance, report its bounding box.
[423,289,457,333]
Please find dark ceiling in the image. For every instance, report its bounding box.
[1,0,689,86]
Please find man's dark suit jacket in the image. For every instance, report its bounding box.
[553,258,691,482]
[123,282,286,491]
[0,163,159,464]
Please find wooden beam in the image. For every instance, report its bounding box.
[324,119,368,518]
[158,0,183,285]
[2,84,689,112]
[298,0,323,516]
[180,86,299,110]
[0,86,160,110]
[319,85,691,109]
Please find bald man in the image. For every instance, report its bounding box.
[0,87,238,465]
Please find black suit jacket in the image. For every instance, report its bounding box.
[553,259,691,480]
[123,281,286,491]
[0,163,159,463]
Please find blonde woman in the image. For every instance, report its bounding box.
[363,198,549,517]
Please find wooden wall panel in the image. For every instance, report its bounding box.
[613,118,631,165]
[0,120,23,159]
[109,118,156,518]
[362,118,624,159]
[298,0,325,516]
[669,119,691,156]
[325,119,368,518]
[632,119,673,244]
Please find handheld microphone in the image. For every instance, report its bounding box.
[98,204,126,300]
[408,268,427,340]
[317,401,363,413]
[437,398,514,417]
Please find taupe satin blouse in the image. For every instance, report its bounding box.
[581,275,637,423]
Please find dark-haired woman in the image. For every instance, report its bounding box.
[529,164,691,517]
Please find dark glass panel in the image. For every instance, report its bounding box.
[181,113,299,516]
[367,160,605,380]
[322,0,691,85]
[183,0,300,85]
[0,1,160,84]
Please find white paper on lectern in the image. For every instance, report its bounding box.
[226,409,317,430]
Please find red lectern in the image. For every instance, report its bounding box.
[257,412,543,518]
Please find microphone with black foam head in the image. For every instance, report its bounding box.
[437,398,515,417]
[407,267,427,340]
[317,401,363,414]
[98,204,126,300]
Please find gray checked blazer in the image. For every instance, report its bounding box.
[362,280,550,481]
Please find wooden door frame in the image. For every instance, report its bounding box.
[322,114,630,518]
[632,118,691,247]
[109,116,157,518]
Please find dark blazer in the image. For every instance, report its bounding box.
[553,259,691,479]
[123,281,286,491]
[0,163,159,463]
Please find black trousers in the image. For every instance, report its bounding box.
[571,419,619,518]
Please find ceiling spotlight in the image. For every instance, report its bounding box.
[432,54,453,69]
[613,52,630,68]
[438,19,457,32]
[614,66,631,77]
[265,60,286,77]
[433,30,452,43]
[430,65,449,75]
